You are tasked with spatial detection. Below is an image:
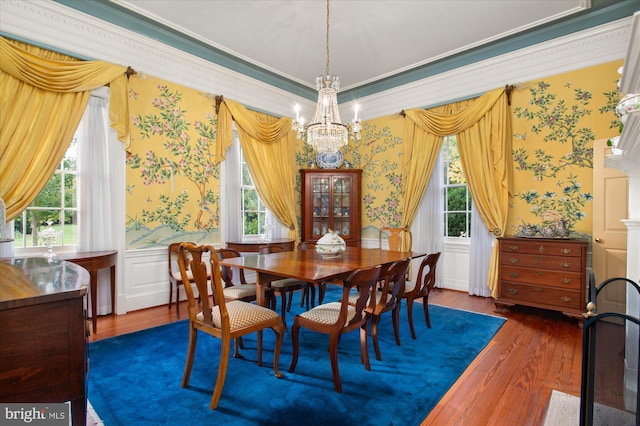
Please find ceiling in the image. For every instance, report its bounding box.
[53,0,631,100]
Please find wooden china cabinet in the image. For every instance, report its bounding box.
[301,169,362,246]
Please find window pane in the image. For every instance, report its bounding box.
[64,174,77,208]
[33,176,62,207]
[241,163,252,186]
[244,188,258,210]
[244,211,258,235]
[447,186,467,211]
[447,212,468,237]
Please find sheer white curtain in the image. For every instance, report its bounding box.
[77,88,118,315]
[469,202,493,297]
[222,130,242,245]
[413,151,444,287]
[221,130,287,244]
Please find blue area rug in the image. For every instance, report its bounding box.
[88,287,505,425]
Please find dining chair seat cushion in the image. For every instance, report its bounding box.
[347,290,386,306]
[172,270,193,281]
[401,279,416,293]
[270,278,305,289]
[298,302,356,325]
[223,284,257,299]
[196,300,280,331]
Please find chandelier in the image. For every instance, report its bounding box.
[292,0,361,153]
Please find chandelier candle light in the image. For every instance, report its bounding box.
[292,0,361,153]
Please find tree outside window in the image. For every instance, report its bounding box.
[240,152,267,237]
[443,135,471,237]
[13,138,78,249]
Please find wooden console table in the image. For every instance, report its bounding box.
[0,258,89,426]
[226,238,294,252]
[54,250,117,334]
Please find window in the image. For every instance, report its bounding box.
[443,135,471,237]
[13,137,78,250]
[240,152,267,237]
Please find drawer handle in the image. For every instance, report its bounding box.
[535,271,542,276]
[560,248,572,254]
[508,287,518,295]
[538,245,545,252]
[536,256,542,261]
[509,257,518,264]
[509,272,518,278]
[560,296,572,303]
[509,245,519,251]
[561,278,571,284]
[534,287,542,292]
[561,262,571,268]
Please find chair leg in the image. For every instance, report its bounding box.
[279,292,288,329]
[423,295,431,328]
[318,282,326,304]
[308,284,315,309]
[286,291,294,312]
[371,315,382,361]
[175,284,180,318]
[360,323,371,371]
[329,334,342,393]
[168,282,173,310]
[406,298,417,339]
[271,323,284,378]
[181,326,198,388]
[392,305,402,346]
[288,321,301,373]
[210,335,231,409]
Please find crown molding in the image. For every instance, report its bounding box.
[0,0,632,120]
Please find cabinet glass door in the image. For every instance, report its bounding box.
[332,177,351,238]
[312,177,330,237]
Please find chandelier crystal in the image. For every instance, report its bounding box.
[292,0,361,154]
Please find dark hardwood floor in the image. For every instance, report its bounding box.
[88,288,584,426]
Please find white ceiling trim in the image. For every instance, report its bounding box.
[0,0,630,121]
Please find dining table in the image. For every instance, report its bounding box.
[218,246,425,306]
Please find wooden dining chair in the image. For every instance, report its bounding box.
[168,241,199,317]
[378,226,412,252]
[217,248,275,309]
[297,241,325,307]
[289,265,381,393]
[177,243,284,409]
[401,252,441,339]
[258,245,310,328]
[350,258,411,361]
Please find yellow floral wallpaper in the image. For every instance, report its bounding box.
[125,75,220,249]
[123,61,621,250]
[508,60,622,238]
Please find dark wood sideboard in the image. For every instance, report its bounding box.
[0,257,89,426]
[495,236,588,323]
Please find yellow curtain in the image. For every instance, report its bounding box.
[0,37,130,221]
[216,98,299,241]
[404,88,512,297]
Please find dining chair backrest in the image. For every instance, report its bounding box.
[177,243,219,327]
[341,266,382,330]
[168,241,196,317]
[258,245,285,254]
[410,252,441,299]
[216,248,248,288]
[378,226,412,252]
[375,258,411,314]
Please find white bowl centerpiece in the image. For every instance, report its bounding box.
[315,229,346,258]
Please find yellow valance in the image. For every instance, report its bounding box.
[0,36,130,221]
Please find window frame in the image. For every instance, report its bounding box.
[13,137,78,254]
[239,151,268,239]
[443,135,472,239]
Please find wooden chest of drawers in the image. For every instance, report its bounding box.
[495,237,588,321]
